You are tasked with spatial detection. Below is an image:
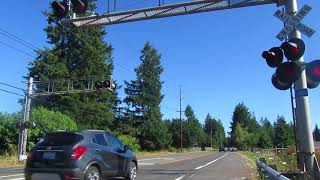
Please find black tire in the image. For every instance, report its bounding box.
[125,162,137,180]
[85,166,100,180]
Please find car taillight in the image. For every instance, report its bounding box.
[64,172,76,179]
[71,146,88,160]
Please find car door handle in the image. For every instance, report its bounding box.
[95,149,101,152]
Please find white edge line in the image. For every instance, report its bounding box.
[195,152,229,170]
[175,175,185,180]
[9,178,24,180]
[0,174,24,178]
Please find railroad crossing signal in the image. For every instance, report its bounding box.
[51,0,69,20]
[51,0,88,20]
[262,38,320,90]
[306,60,320,89]
[274,4,316,41]
[95,80,115,90]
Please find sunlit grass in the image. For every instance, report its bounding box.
[0,154,24,167]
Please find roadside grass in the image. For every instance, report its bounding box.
[0,154,24,168]
[136,148,194,156]
[239,152,259,180]
[241,149,298,173]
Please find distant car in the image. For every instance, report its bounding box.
[218,147,225,152]
[25,130,138,180]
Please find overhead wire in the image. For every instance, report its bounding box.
[0,88,24,97]
[0,27,40,51]
[0,39,36,58]
[0,81,25,91]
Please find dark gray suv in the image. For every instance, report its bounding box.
[25,130,138,180]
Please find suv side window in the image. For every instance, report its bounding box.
[93,134,108,146]
[106,133,122,149]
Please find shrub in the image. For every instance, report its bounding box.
[118,135,141,153]
[28,107,77,149]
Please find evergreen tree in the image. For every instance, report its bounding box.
[314,125,320,141]
[234,123,248,150]
[258,117,274,148]
[27,2,115,129]
[169,118,184,148]
[274,116,294,147]
[203,114,225,148]
[230,102,251,146]
[184,105,206,148]
[124,42,170,150]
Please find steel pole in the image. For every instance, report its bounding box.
[19,77,33,161]
[179,86,183,151]
[284,0,318,178]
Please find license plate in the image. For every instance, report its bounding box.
[32,173,61,180]
[43,152,56,160]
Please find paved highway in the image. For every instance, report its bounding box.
[0,151,252,180]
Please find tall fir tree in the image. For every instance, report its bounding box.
[273,116,294,147]
[203,114,225,148]
[27,2,115,129]
[230,102,252,146]
[314,125,320,141]
[184,105,206,148]
[124,42,171,150]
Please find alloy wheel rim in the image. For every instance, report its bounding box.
[88,171,99,180]
[130,166,137,180]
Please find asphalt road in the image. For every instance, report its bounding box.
[0,151,252,180]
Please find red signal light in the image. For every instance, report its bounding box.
[275,62,302,84]
[262,47,283,68]
[51,1,69,19]
[71,0,88,14]
[281,38,305,61]
[306,60,320,87]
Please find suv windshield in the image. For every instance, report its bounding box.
[39,132,83,146]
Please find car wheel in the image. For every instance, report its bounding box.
[125,162,137,180]
[85,166,100,180]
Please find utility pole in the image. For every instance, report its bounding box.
[18,77,33,161]
[284,0,320,178]
[210,120,212,149]
[177,85,184,151]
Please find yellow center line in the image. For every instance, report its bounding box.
[159,152,216,165]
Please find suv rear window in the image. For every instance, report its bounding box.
[39,132,83,146]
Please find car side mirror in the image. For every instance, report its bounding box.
[123,144,128,152]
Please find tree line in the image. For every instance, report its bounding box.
[229,102,297,150]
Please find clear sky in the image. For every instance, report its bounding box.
[0,0,319,133]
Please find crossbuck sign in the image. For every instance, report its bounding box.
[274,4,316,41]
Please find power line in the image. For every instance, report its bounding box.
[0,39,36,58]
[0,81,25,91]
[0,88,24,97]
[0,27,40,51]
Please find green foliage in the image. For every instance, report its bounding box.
[139,120,172,151]
[123,42,170,150]
[28,2,115,130]
[314,125,320,141]
[118,135,141,153]
[203,114,226,148]
[0,112,21,154]
[28,107,77,149]
[273,116,294,148]
[230,102,252,146]
[257,131,273,149]
[183,105,206,148]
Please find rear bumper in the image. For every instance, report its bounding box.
[25,168,85,180]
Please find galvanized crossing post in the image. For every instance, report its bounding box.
[284,0,319,179]
[18,77,33,161]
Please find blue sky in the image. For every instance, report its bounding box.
[0,0,319,133]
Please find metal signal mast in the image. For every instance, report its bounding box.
[57,0,320,178]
